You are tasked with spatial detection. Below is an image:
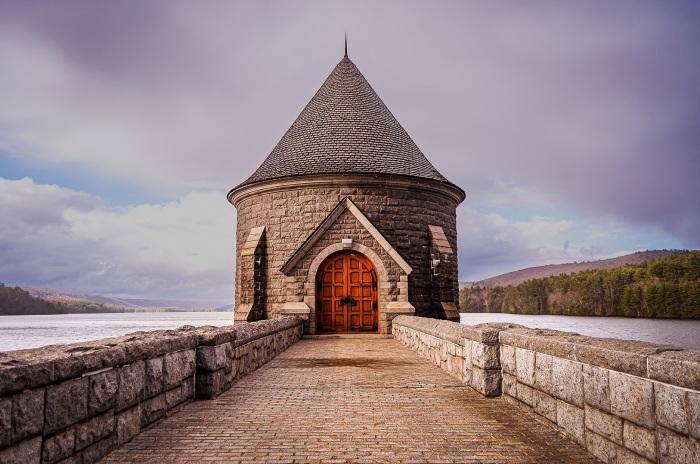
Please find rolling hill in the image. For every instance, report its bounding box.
[460,250,680,289]
[25,288,231,311]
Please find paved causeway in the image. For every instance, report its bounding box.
[101,338,599,463]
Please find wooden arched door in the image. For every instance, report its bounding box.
[316,252,378,333]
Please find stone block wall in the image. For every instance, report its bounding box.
[392,315,700,463]
[231,175,462,323]
[392,316,502,396]
[501,327,700,464]
[0,317,303,464]
[195,316,303,399]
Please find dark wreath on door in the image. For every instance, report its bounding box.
[316,251,378,333]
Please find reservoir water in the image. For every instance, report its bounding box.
[460,313,700,349]
[0,312,233,352]
[0,312,698,352]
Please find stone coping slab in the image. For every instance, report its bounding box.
[392,315,522,345]
[500,326,700,390]
[0,317,303,396]
[0,330,198,396]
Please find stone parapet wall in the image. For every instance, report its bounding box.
[0,317,303,464]
[392,316,502,396]
[195,316,303,399]
[501,327,700,464]
[392,315,700,463]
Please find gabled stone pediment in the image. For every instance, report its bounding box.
[280,197,412,275]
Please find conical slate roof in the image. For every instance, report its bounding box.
[236,54,456,189]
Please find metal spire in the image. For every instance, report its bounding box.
[344,32,348,58]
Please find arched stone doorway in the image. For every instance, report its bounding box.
[316,251,378,333]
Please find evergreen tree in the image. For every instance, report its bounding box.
[458,250,700,319]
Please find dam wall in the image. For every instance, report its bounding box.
[0,316,303,464]
[393,315,700,464]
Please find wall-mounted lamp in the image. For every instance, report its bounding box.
[342,238,353,249]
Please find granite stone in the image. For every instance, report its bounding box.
[534,352,553,394]
[88,368,118,416]
[658,427,700,464]
[140,393,167,427]
[583,364,611,412]
[585,404,623,444]
[0,398,10,447]
[45,377,88,435]
[115,360,145,412]
[623,420,657,462]
[116,406,141,445]
[42,428,75,464]
[654,382,688,435]
[500,344,516,375]
[533,389,557,423]
[11,388,44,442]
[75,410,114,451]
[515,348,535,387]
[609,371,655,429]
[689,390,700,440]
[145,357,164,398]
[556,399,585,446]
[551,357,583,407]
[81,435,115,463]
[586,431,618,464]
[0,436,41,464]
[648,349,700,390]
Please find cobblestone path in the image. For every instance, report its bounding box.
[101,338,599,463]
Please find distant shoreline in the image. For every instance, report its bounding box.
[0,308,234,316]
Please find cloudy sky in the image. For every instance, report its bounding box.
[1,1,698,302]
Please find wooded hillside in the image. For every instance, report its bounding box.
[460,250,700,318]
[0,283,60,315]
[0,284,226,315]
[460,250,679,289]
[0,283,124,315]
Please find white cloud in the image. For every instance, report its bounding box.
[0,178,236,300]
[456,180,684,281]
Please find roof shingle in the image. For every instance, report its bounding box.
[236,56,456,188]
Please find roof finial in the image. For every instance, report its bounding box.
[344,32,348,58]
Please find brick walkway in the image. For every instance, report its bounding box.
[101,338,599,463]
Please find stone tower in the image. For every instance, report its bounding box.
[228,49,465,334]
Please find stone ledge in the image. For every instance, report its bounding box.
[194,326,237,347]
[233,303,254,322]
[393,315,514,345]
[0,329,199,396]
[648,350,700,391]
[233,317,303,347]
[499,326,700,388]
[385,302,415,314]
[440,302,460,321]
[392,316,465,345]
[279,302,311,321]
[228,173,466,207]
